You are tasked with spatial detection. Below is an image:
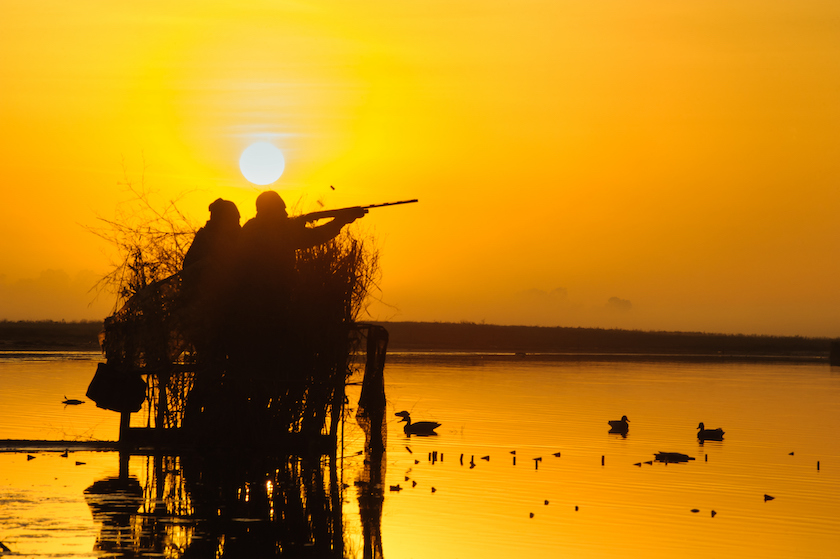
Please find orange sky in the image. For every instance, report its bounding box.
[2,1,839,337]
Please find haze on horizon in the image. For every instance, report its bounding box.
[2,1,839,338]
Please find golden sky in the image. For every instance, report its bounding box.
[2,1,839,337]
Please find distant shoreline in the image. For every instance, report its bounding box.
[369,321,834,361]
[0,320,103,351]
[2,319,830,360]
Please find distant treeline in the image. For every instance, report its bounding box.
[0,320,103,350]
[1,319,834,358]
[370,321,835,359]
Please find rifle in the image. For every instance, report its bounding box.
[298,199,419,222]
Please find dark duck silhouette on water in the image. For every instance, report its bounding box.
[608,415,630,434]
[654,452,695,464]
[395,411,440,436]
[697,422,725,441]
[62,396,84,406]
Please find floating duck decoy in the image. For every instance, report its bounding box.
[394,411,440,436]
[608,415,630,433]
[654,452,695,464]
[697,422,725,441]
[62,396,84,406]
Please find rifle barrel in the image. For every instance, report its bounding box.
[362,199,419,209]
[300,199,418,222]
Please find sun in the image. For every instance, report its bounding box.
[239,142,286,185]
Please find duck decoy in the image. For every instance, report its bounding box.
[697,422,725,441]
[394,411,440,436]
[654,452,695,464]
[608,415,630,434]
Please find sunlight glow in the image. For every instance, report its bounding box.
[239,142,286,185]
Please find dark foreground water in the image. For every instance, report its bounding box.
[0,351,838,558]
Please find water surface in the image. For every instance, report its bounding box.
[1,352,838,558]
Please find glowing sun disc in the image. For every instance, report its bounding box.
[239,142,286,185]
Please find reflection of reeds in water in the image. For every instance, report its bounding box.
[85,452,349,558]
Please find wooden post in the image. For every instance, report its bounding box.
[119,410,131,444]
[156,370,169,435]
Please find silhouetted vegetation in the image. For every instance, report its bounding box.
[372,321,834,360]
[2,319,833,359]
[0,320,102,350]
[86,181,195,306]
[86,188,381,448]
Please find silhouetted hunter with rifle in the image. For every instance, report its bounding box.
[237,190,417,302]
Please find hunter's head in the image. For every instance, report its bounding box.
[208,198,240,227]
[255,190,288,220]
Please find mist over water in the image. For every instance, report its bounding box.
[1,353,838,558]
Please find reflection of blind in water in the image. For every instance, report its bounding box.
[355,324,388,558]
[356,324,388,467]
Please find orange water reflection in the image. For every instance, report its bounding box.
[1,355,838,557]
[379,358,840,558]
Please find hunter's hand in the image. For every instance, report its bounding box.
[340,206,367,224]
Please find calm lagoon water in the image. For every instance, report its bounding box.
[1,351,838,558]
